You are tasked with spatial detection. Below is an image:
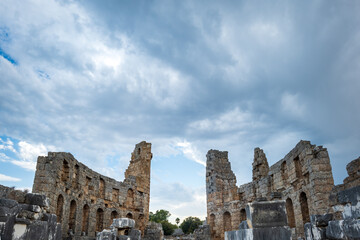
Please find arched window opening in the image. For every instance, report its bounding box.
[96,208,104,232]
[69,200,77,231]
[82,204,90,234]
[112,188,119,203]
[286,198,296,228]
[281,161,288,184]
[61,160,70,182]
[210,214,216,235]
[99,178,105,198]
[240,209,246,222]
[127,188,134,208]
[294,156,302,179]
[300,192,310,223]
[56,195,64,223]
[110,211,118,227]
[223,211,232,232]
[72,164,79,188]
[126,212,133,219]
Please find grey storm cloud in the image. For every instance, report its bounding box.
[0,0,359,198]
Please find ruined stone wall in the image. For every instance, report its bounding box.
[0,184,62,240]
[32,141,152,238]
[206,140,335,240]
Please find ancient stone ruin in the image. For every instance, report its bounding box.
[32,141,152,239]
[206,140,360,240]
[0,184,61,240]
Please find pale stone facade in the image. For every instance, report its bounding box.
[32,141,152,238]
[206,140,335,240]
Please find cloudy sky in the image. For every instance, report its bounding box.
[0,0,359,223]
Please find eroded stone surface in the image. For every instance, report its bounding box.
[32,141,152,238]
[207,140,335,239]
[0,185,61,240]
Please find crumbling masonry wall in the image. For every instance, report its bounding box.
[206,140,335,240]
[32,141,152,238]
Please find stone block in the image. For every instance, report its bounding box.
[20,204,42,213]
[343,202,360,219]
[112,218,135,229]
[245,200,288,228]
[129,229,141,240]
[0,199,18,208]
[226,227,292,240]
[326,220,345,239]
[0,206,10,217]
[337,185,360,205]
[118,235,132,240]
[252,227,291,240]
[304,223,312,240]
[23,220,49,240]
[343,219,360,239]
[310,214,333,227]
[24,193,49,208]
[239,220,249,229]
[96,229,117,240]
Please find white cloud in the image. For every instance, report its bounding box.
[176,140,205,166]
[0,173,21,182]
[0,137,16,152]
[188,107,265,133]
[281,92,306,118]
[150,182,206,224]
[0,139,56,171]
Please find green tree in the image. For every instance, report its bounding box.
[149,209,171,223]
[161,220,178,235]
[148,209,177,235]
[175,217,180,226]
[180,217,203,234]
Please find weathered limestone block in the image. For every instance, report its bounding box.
[225,227,292,240]
[173,228,184,236]
[343,218,360,239]
[245,200,288,228]
[343,157,360,188]
[310,214,333,227]
[24,193,49,208]
[112,218,136,229]
[129,229,141,240]
[326,220,345,239]
[193,224,210,240]
[96,229,116,240]
[0,186,61,240]
[143,222,163,240]
[304,222,326,240]
[337,185,360,206]
[343,202,360,220]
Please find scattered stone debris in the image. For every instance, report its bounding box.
[32,141,152,238]
[0,184,61,240]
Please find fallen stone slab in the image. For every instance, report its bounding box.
[112,218,135,229]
